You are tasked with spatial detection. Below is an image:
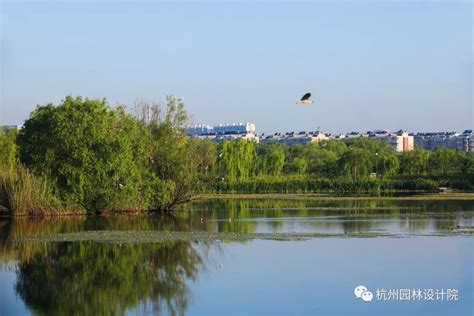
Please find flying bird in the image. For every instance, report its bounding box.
[298,92,313,104]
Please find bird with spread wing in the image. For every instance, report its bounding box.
[297,92,313,104]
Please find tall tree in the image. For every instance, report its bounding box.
[135,96,209,212]
[256,143,286,176]
[217,140,255,182]
[399,150,430,175]
[338,147,372,179]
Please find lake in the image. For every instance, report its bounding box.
[0,197,472,316]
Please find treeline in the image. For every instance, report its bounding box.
[1,95,473,215]
[201,138,474,193]
[209,138,473,179]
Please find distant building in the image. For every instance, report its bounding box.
[324,129,414,152]
[214,123,256,135]
[469,133,474,153]
[187,123,258,142]
[366,130,414,152]
[186,123,472,152]
[261,131,328,145]
[414,130,473,152]
[187,124,213,136]
[345,131,362,139]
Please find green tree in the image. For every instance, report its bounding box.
[285,157,308,175]
[135,97,206,212]
[256,143,286,176]
[399,150,430,175]
[345,137,391,153]
[217,140,255,181]
[17,96,154,211]
[428,148,464,174]
[0,129,18,168]
[338,147,372,179]
[460,153,474,174]
[376,151,400,176]
[190,139,217,182]
[306,145,339,176]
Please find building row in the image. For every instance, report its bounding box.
[187,124,417,152]
[188,123,474,153]
[4,122,471,153]
[259,130,414,152]
[413,130,473,152]
[187,123,258,142]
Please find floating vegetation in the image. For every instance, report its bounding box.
[16,230,404,243]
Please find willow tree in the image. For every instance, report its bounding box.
[255,143,286,176]
[217,140,255,182]
[338,147,372,179]
[400,150,430,175]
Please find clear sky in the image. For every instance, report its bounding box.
[0,0,472,134]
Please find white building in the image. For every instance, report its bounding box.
[214,123,256,135]
[326,129,414,152]
[187,123,258,142]
[261,131,328,145]
[367,130,414,152]
[187,124,213,135]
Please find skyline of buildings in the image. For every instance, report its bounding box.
[187,123,473,152]
[2,123,473,153]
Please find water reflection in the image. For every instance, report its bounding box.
[13,241,202,316]
[1,199,471,239]
[0,198,472,315]
[0,219,210,316]
[186,198,473,235]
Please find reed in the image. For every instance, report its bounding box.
[0,164,83,216]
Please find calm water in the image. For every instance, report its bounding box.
[0,198,472,316]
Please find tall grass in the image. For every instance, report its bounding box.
[0,164,83,216]
[208,176,440,194]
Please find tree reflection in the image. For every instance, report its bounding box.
[0,198,471,315]
[9,236,206,316]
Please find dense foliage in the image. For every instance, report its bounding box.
[206,137,474,193]
[4,95,214,214]
[1,95,473,215]
[17,96,154,211]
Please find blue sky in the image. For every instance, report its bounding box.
[0,0,472,133]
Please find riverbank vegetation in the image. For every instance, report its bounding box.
[0,95,473,216]
[205,137,473,194]
[1,96,204,216]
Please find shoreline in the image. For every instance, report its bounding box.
[2,192,474,218]
[195,192,474,201]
